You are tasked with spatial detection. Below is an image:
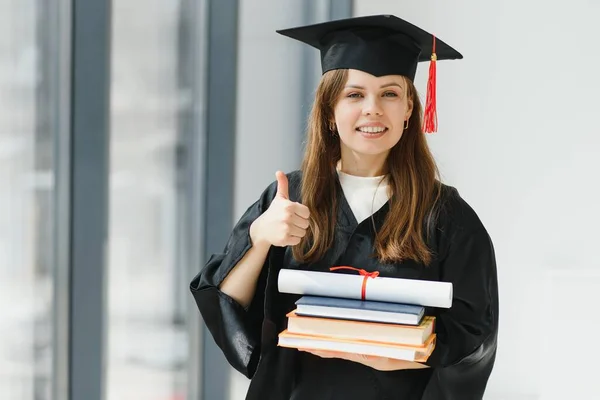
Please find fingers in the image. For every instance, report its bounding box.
[282,203,310,226]
[275,171,289,199]
[281,211,308,237]
[293,203,310,219]
[285,223,306,238]
[272,170,311,248]
[290,214,310,230]
[286,236,302,246]
[283,202,310,221]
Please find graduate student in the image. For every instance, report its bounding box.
[190,14,499,400]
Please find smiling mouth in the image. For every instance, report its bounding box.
[356,126,388,134]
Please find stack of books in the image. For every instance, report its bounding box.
[276,268,452,362]
[278,295,436,362]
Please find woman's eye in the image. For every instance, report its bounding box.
[347,92,363,98]
[383,91,398,97]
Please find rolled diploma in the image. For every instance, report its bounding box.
[278,269,453,309]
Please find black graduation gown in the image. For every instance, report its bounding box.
[190,170,499,400]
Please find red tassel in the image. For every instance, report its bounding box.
[424,35,438,134]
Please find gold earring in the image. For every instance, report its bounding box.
[404,120,409,130]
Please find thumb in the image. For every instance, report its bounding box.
[275,171,289,199]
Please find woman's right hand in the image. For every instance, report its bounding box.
[250,171,311,247]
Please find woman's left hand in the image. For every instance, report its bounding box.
[299,349,430,371]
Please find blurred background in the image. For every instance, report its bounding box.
[0,0,598,399]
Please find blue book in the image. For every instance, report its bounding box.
[295,295,425,325]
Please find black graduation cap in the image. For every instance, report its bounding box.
[276,14,463,133]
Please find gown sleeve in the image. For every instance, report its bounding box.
[189,180,278,379]
[421,189,499,399]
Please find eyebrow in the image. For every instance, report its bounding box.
[345,82,403,90]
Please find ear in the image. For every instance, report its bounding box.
[403,77,414,120]
[405,97,414,121]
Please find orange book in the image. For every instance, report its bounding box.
[278,329,436,362]
[286,310,435,346]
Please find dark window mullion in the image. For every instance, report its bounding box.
[200,1,239,399]
[178,0,210,399]
[68,1,112,400]
[52,0,73,398]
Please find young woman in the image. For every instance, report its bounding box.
[191,15,499,400]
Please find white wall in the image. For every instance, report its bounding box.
[234,0,310,220]
[353,1,600,399]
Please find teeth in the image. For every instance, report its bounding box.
[358,126,386,133]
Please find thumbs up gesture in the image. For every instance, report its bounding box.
[250,171,311,247]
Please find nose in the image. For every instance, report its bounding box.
[362,95,383,116]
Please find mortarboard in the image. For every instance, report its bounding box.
[276,14,463,133]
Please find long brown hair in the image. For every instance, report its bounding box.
[292,69,442,266]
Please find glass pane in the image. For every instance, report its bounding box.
[0,1,55,399]
[106,1,191,399]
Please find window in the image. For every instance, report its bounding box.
[0,1,56,399]
[106,1,194,398]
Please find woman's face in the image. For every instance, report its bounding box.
[333,69,413,158]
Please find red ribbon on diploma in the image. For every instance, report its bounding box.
[329,266,380,300]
